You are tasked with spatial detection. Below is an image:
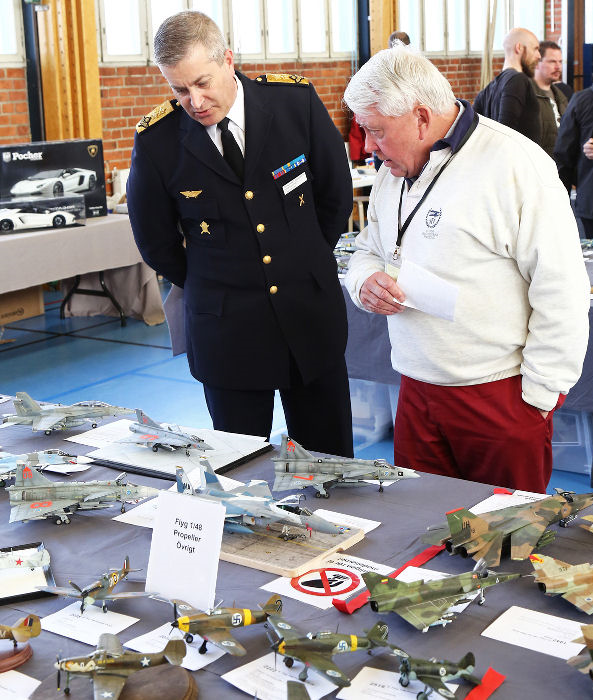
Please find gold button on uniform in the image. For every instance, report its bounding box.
[256,223,265,233]
[263,255,271,264]
[244,190,254,200]
[269,285,278,295]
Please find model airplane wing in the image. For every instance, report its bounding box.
[9,499,77,522]
[510,521,548,560]
[102,591,152,601]
[563,590,593,614]
[93,674,127,700]
[273,473,332,491]
[32,413,65,432]
[202,626,246,656]
[98,632,125,656]
[37,585,82,598]
[395,595,464,630]
[297,651,350,687]
[267,615,301,641]
[415,676,455,699]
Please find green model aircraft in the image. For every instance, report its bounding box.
[423,489,593,567]
[568,624,593,680]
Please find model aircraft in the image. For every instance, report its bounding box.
[529,553,593,614]
[0,548,50,569]
[2,391,133,434]
[169,593,282,654]
[0,448,85,486]
[362,566,519,632]
[568,624,593,680]
[392,648,481,699]
[272,435,419,498]
[176,465,345,538]
[423,489,593,567]
[55,632,185,699]
[0,614,41,648]
[266,615,392,687]
[7,461,158,524]
[38,556,152,613]
[118,408,212,454]
[287,680,311,700]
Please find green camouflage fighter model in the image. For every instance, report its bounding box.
[423,489,593,567]
[56,632,185,699]
[529,553,593,614]
[363,567,519,632]
[391,648,481,699]
[266,615,392,687]
[568,624,593,680]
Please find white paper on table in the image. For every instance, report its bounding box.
[481,605,585,659]
[146,491,224,611]
[313,509,381,534]
[261,553,393,610]
[41,602,139,645]
[42,462,92,475]
[0,670,41,700]
[221,652,335,700]
[65,419,134,447]
[124,622,224,671]
[469,489,548,515]
[395,258,458,321]
[337,666,457,700]
[394,565,479,615]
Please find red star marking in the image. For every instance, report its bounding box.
[15,558,23,566]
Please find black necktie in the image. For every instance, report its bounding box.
[218,117,244,180]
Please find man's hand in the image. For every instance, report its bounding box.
[583,138,593,160]
[359,271,406,315]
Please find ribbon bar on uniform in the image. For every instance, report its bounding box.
[272,154,306,180]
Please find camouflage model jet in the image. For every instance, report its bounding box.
[7,461,158,524]
[119,408,211,454]
[0,614,41,648]
[568,624,593,680]
[38,556,153,613]
[56,632,185,700]
[176,465,345,538]
[0,547,50,569]
[266,615,392,687]
[363,567,519,632]
[0,448,85,486]
[392,648,481,699]
[529,554,593,614]
[423,489,593,567]
[169,593,282,654]
[272,435,419,498]
[2,391,133,434]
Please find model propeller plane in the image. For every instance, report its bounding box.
[169,593,282,654]
[272,435,419,498]
[55,632,185,699]
[0,614,41,648]
[529,553,593,614]
[0,548,49,569]
[176,464,345,538]
[423,489,593,567]
[568,624,593,680]
[2,391,133,434]
[266,614,392,687]
[38,556,152,613]
[363,566,519,632]
[119,408,211,454]
[7,462,158,524]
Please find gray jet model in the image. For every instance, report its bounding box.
[119,408,212,454]
[0,448,85,486]
[176,463,347,538]
[2,391,133,434]
[7,461,158,524]
[272,435,419,498]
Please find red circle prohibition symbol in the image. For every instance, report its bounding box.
[30,501,52,508]
[290,567,360,597]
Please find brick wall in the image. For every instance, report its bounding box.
[545,0,562,42]
[0,67,31,145]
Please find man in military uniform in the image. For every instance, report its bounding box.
[127,11,354,456]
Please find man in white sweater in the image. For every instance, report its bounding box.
[344,47,590,492]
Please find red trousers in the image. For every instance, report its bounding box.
[393,374,564,493]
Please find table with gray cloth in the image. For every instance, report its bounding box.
[0,407,591,698]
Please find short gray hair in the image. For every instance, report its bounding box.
[344,47,456,117]
[154,11,226,67]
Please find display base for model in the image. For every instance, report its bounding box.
[0,642,33,672]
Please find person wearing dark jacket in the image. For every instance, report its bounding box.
[474,28,542,146]
[532,41,568,157]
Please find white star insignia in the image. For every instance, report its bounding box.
[140,656,151,667]
[101,692,113,698]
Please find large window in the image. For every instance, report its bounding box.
[398,0,545,56]
[97,0,356,64]
[0,0,25,65]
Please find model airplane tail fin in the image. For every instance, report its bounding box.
[446,507,488,544]
[14,392,41,416]
[176,468,195,495]
[119,555,141,575]
[163,639,186,666]
[261,594,283,615]
[11,614,41,642]
[366,621,390,647]
[458,651,476,672]
[280,434,312,460]
[14,461,50,487]
[362,571,401,595]
[528,554,565,577]
[135,408,161,428]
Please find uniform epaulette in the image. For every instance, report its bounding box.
[136,99,180,134]
[255,73,309,86]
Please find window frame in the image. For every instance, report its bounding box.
[0,0,26,66]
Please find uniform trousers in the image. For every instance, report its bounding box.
[393,374,564,493]
[203,355,354,458]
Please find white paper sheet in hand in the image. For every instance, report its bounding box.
[396,258,458,321]
[41,602,139,645]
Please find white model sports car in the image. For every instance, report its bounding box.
[10,168,97,197]
[0,207,77,232]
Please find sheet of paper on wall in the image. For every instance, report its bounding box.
[124,622,225,672]
[470,489,549,515]
[481,605,585,659]
[41,602,139,645]
[337,666,457,700]
[261,553,393,609]
[221,651,336,700]
[0,670,41,700]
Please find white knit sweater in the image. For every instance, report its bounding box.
[345,116,590,411]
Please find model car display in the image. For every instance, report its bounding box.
[0,205,77,232]
[9,168,97,197]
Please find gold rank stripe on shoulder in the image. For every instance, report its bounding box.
[136,99,180,134]
[255,73,309,86]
